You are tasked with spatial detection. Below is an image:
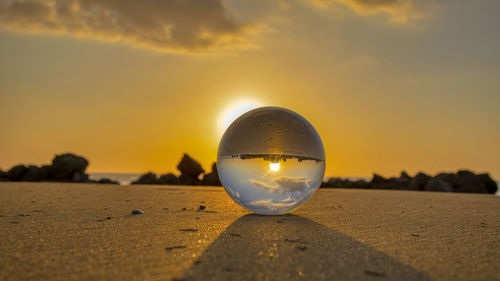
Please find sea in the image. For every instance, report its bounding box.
[89,173,142,186]
[89,173,500,196]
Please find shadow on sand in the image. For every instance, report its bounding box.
[181,214,432,281]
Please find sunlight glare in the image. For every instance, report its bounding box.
[218,99,263,138]
[269,162,280,172]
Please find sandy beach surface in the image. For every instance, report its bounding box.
[0,183,498,281]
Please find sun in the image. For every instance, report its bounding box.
[217,99,263,138]
[269,162,280,172]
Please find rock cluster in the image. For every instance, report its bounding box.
[0,153,118,184]
[2,152,496,194]
[132,153,221,186]
[203,162,221,186]
[321,170,497,194]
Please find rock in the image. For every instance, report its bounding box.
[434,173,459,187]
[97,178,119,184]
[72,172,89,183]
[352,179,370,188]
[371,173,386,184]
[0,169,9,181]
[203,162,221,186]
[370,173,408,190]
[430,170,491,194]
[321,177,370,188]
[321,178,340,188]
[7,165,28,181]
[408,172,430,190]
[131,172,158,185]
[175,154,204,186]
[454,170,488,193]
[158,173,180,185]
[41,165,53,178]
[424,178,453,192]
[400,171,412,180]
[21,165,50,181]
[131,209,144,214]
[179,174,202,185]
[457,170,475,177]
[393,176,410,188]
[477,173,498,194]
[323,178,347,188]
[51,153,89,181]
[321,178,334,187]
[177,154,204,179]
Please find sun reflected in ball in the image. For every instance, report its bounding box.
[269,162,280,172]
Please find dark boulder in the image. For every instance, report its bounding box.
[97,178,119,184]
[371,173,386,184]
[477,173,497,194]
[408,172,430,190]
[424,178,453,192]
[400,171,412,180]
[177,154,204,179]
[158,173,180,185]
[435,173,459,188]
[7,165,28,181]
[179,174,202,186]
[321,178,342,188]
[322,178,353,188]
[0,169,8,181]
[203,162,221,186]
[132,172,158,185]
[21,165,50,181]
[51,153,89,181]
[457,170,475,177]
[353,179,370,188]
[321,177,370,189]
[370,173,408,189]
[321,178,336,187]
[72,172,89,183]
[41,165,53,178]
[454,170,488,193]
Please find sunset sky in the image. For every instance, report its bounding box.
[0,0,499,178]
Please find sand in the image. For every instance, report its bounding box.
[0,182,498,281]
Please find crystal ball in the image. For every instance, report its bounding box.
[217,107,325,215]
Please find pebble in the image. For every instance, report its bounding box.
[132,209,144,215]
[165,245,186,251]
[364,270,386,277]
[179,228,198,232]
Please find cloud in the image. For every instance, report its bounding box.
[0,0,264,53]
[274,177,313,192]
[309,0,424,23]
[249,179,279,191]
[249,177,313,193]
[246,196,297,211]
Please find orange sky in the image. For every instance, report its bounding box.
[0,0,499,179]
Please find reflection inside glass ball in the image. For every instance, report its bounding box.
[217,107,325,215]
[269,162,280,172]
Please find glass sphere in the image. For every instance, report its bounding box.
[217,107,325,215]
